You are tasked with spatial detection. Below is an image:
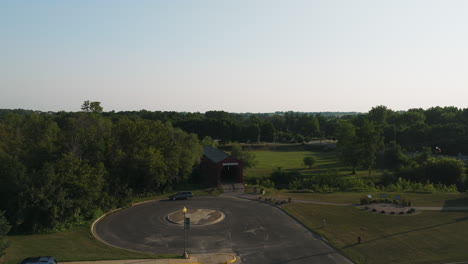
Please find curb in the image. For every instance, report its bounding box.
[210,253,237,264]
[91,199,165,252]
[237,194,356,264]
[90,206,151,254]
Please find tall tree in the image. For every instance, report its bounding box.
[0,211,11,259]
[355,120,384,177]
[81,100,103,113]
[336,120,359,174]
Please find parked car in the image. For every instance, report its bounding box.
[169,191,193,200]
[20,257,58,264]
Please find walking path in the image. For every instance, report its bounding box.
[236,193,468,211]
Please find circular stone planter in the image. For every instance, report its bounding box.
[166,208,225,226]
[360,203,418,215]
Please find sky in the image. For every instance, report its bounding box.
[1,0,468,113]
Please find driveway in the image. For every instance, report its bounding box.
[94,196,353,264]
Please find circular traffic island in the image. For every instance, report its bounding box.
[166,208,225,226]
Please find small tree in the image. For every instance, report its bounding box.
[303,156,316,169]
[231,143,257,169]
[0,211,11,259]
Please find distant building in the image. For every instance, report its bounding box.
[200,146,243,186]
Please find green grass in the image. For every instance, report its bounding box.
[4,225,177,264]
[269,191,468,207]
[284,203,468,264]
[245,144,382,180]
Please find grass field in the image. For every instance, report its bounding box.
[269,191,468,207]
[244,144,381,180]
[284,203,468,264]
[4,225,175,264]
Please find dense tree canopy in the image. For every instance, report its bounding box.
[0,102,203,233]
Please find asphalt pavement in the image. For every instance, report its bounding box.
[93,196,353,264]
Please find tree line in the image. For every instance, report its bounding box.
[0,102,202,233]
[94,106,468,157]
[2,103,468,232]
[334,106,468,191]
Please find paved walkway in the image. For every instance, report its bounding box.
[236,193,468,211]
[68,254,237,264]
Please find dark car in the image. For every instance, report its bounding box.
[169,191,193,200]
[20,257,58,264]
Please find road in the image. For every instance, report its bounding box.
[94,196,353,264]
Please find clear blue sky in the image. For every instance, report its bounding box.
[2,0,468,113]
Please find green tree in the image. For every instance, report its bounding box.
[50,153,106,228]
[230,143,257,169]
[356,120,384,177]
[270,167,301,189]
[81,100,103,113]
[336,120,359,174]
[424,157,466,188]
[383,141,410,170]
[303,156,317,169]
[368,105,393,126]
[201,136,219,148]
[259,122,275,142]
[0,211,11,258]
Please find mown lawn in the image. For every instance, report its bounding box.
[245,145,381,180]
[4,225,176,264]
[284,203,468,264]
[271,191,468,207]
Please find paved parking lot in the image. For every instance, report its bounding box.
[94,196,353,264]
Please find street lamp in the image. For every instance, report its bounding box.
[182,206,188,259]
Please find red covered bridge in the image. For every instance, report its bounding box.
[200,146,243,187]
